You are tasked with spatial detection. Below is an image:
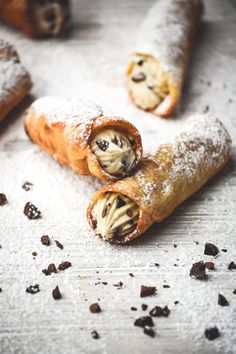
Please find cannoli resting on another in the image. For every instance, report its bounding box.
[126,0,203,117]
[87,114,232,243]
[0,0,71,38]
[24,96,142,181]
[0,39,32,123]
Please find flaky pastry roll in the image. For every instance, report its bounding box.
[126,0,202,117]
[0,0,71,38]
[87,114,231,243]
[24,96,143,181]
[0,39,32,123]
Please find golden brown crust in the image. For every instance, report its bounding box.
[24,98,143,181]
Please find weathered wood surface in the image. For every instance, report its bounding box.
[0,1,236,353]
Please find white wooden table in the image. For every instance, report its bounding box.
[0,1,236,353]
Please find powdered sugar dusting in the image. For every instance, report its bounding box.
[32,96,103,125]
[136,0,201,79]
[135,169,158,206]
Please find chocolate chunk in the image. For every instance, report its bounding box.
[149,305,170,317]
[42,269,51,276]
[55,240,63,249]
[228,261,236,270]
[163,285,170,288]
[134,316,154,328]
[205,327,220,340]
[129,273,134,277]
[131,72,146,83]
[204,243,219,256]
[24,202,41,219]
[96,140,109,152]
[142,304,148,311]
[116,197,126,208]
[126,209,132,217]
[131,306,137,311]
[52,286,61,300]
[0,193,7,206]
[91,330,99,339]
[41,235,50,246]
[143,326,155,338]
[218,294,229,306]
[140,285,156,297]
[32,252,37,257]
[205,262,214,270]
[90,303,101,313]
[190,261,206,280]
[22,181,33,191]
[58,261,71,271]
[26,284,40,295]
[48,263,57,274]
[233,289,236,295]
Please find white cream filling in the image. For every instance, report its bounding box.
[127,55,169,110]
[92,192,139,241]
[90,128,136,177]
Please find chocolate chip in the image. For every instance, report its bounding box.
[218,294,229,306]
[205,327,220,340]
[92,219,97,230]
[134,316,154,328]
[131,73,146,83]
[204,243,219,256]
[228,261,236,270]
[32,252,37,257]
[143,326,155,337]
[0,193,7,206]
[131,306,137,311]
[102,204,108,218]
[41,235,50,246]
[129,273,134,277]
[96,140,109,152]
[116,197,126,208]
[190,261,207,280]
[126,209,132,217]
[91,330,100,339]
[205,262,214,270]
[140,285,156,297]
[58,261,71,271]
[22,181,33,191]
[52,286,61,300]
[48,263,57,274]
[149,305,170,317]
[24,202,41,219]
[136,59,144,66]
[55,240,63,249]
[26,284,40,295]
[141,304,148,311]
[90,303,101,313]
[163,285,170,288]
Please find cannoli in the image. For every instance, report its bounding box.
[24,96,143,181]
[0,39,32,123]
[126,0,203,117]
[0,0,71,38]
[87,114,231,243]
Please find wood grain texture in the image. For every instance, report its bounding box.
[0,1,236,353]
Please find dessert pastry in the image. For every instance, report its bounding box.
[0,0,71,38]
[0,39,32,123]
[87,114,231,243]
[126,0,203,117]
[24,96,143,181]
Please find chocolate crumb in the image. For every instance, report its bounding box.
[58,261,71,271]
[42,269,51,276]
[140,285,156,297]
[221,249,227,252]
[26,284,40,295]
[190,261,207,280]
[228,261,236,270]
[144,326,155,337]
[113,281,123,289]
[55,240,63,249]
[32,252,37,257]
[173,244,177,248]
[131,306,137,311]
[141,304,148,311]
[90,303,101,313]
[154,263,160,267]
[149,305,170,317]
[24,202,41,219]
[233,289,236,295]
[218,294,229,306]
[52,286,61,300]
[0,288,2,293]
[174,301,179,305]
[163,285,170,288]
[91,330,99,339]
[41,235,50,246]
[96,140,109,152]
[129,273,134,277]
[0,193,7,206]
[205,327,220,340]
[102,282,107,285]
[22,181,33,191]
[134,316,154,328]
[204,243,219,256]
[131,72,146,83]
[205,262,214,270]
[48,263,57,274]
